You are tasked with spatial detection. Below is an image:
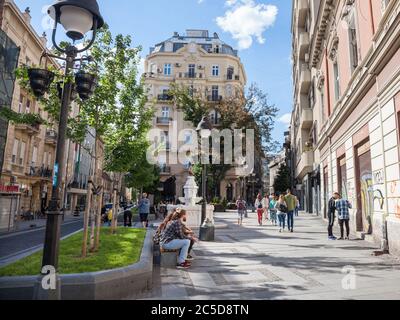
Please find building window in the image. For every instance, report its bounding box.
[212,65,219,77]
[18,95,24,113]
[164,63,172,75]
[184,131,192,144]
[12,139,19,164]
[26,99,31,113]
[20,141,26,166]
[349,26,359,72]
[227,67,234,80]
[226,84,233,97]
[31,146,38,167]
[333,62,340,101]
[43,151,48,166]
[212,86,219,101]
[161,106,170,118]
[48,152,52,167]
[308,79,315,108]
[188,64,196,78]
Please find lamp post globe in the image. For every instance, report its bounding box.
[48,0,104,41]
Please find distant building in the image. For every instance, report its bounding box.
[144,29,248,202]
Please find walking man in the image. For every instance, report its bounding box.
[284,189,297,233]
[327,193,337,240]
[137,193,151,228]
[334,192,352,240]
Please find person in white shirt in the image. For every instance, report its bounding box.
[262,194,270,221]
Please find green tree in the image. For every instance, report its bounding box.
[170,83,279,195]
[273,164,291,194]
[11,25,154,256]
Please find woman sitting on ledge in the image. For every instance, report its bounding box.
[160,209,193,269]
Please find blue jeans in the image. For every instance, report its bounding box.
[162,239,190,264]
[278,213,286,229]
[287,210,294,230]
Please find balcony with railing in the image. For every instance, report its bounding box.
[15,122,41,134]
[296,0,309,28]
[299,64,311,93]
[207,95,223,102]
[300,108,313,129]
[226,74,240,81]
[178,72,204,79]
[45,129,58,145]
[298,30,310,58]
[157,94,173,102]
[296,150,313,179]
[27,166,53,179]
[156,117,173,125]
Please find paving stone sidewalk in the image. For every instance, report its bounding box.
[136,211,400,300]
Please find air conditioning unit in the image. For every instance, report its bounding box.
[305,53,309,63]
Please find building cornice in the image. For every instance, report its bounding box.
[310,0,337,68]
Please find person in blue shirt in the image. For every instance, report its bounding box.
[137,193,151,228]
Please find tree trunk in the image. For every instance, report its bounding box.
[111,186,118,234]
[89,134,99,252]
[94,191,103,251]
[81,180,92,258]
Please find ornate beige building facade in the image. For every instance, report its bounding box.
[291,0,400,255]
[0,1,58,231]
[144,29,247,202]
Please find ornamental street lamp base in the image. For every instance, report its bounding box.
[199,225,215,242]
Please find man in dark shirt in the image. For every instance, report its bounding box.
[327,193,338,240]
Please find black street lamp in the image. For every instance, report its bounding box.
[32,0,104,300]
[196,116,212,232]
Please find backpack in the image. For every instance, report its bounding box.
[279,203,288,213]
[238,201,245,211]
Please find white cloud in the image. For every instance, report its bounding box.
[216,0,278,50]
[279,113,292,126]
[198,0,204,3]
[136,56,145,81]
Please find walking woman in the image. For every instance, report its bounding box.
[276,195,288,233]
[262,194,270,221]
[255,194,263,226]
[236,196,246,226]
[269,195,278,226]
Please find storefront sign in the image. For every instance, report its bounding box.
[0,184,19,193]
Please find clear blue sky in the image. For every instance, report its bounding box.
[15,0,293,145]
